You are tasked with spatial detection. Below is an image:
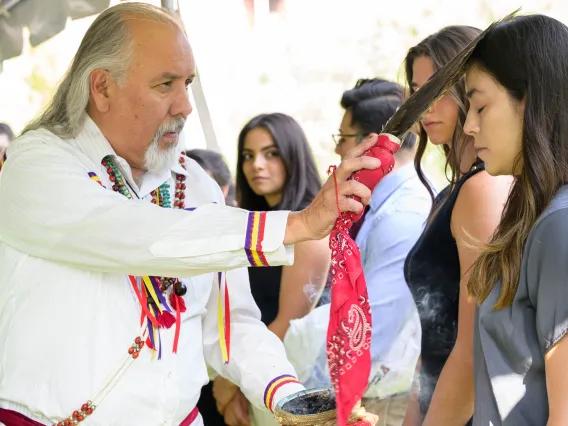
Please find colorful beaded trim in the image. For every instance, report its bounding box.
[52,400,96,425]
[102,155,188,358]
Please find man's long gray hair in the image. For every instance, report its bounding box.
[23,2,181,139]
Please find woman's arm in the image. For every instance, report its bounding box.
[528,209,568,425]
[268,237,330,340]
[422,172,513,426]
[545,337,568,425]
[402,358,422,426]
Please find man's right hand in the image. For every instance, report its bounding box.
[284,134,381,245]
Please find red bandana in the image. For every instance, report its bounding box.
[327,134,401,426]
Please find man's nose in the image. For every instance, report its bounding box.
[171,90,193,119]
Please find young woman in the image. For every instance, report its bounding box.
[202,113,331,426]
[456,14,568,426]
[235,112,329,339]
[402,27,513,425]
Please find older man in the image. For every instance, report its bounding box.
[0,3,380,426]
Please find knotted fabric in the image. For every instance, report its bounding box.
[326,134,401,426]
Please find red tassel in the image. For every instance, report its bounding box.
[169,293,186,313]
[157,311,176,329]
[146,336,154,350]
[167,293,184,353]
[173,298,181,353]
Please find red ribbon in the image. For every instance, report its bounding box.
[129,275,158,327]
[173,294,182,353]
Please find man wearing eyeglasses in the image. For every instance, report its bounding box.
[284,78,432,426]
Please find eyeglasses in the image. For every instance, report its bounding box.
[332,133,369,147]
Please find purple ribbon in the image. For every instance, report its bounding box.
[149,276,172,313]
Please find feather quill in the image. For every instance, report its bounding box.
[383,9,521,141]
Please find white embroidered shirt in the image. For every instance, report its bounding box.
[0,117,304,426]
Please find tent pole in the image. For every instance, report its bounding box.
[160,0,176,11]
[160,0,221,152]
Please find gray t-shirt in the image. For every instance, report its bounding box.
[473,185,568,425]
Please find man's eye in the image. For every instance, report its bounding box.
[160,81,172,88]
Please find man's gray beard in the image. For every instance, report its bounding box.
[144,139,179,174]
[144,119,185,174]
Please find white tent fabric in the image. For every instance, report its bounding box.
[0,0,110,71]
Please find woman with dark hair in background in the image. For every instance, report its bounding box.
[402,27,513,425]
[235,112,329,337]
[235,113,322,212]
[185,148,237,206]
[200,113,330,426]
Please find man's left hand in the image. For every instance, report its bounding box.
[350,411,379,425]
[223,390,251,426]
[212,376,239,415]
[347,401,379,426]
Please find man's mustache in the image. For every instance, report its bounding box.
[154,118,185,141]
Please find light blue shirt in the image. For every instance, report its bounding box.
[357,163,431,396]
[303,163,432,397]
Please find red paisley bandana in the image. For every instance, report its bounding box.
[327,134,401,426]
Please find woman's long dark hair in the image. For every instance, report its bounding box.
[236,113,322,211]
[467,15,568,308]
[404,26,482,202]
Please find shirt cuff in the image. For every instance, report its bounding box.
[244,210,294,268]
[263,374,305,412]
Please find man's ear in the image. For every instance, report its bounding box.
[89,69,116,113]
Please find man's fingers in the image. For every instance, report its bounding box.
[235,404,250,426]
[216,402,226,415]
[339,180,372,205]
[349,412,379,425]
[223,396,250,426]
[343,133,378,161]
[340,198,365,215]
[334,156,381,182]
